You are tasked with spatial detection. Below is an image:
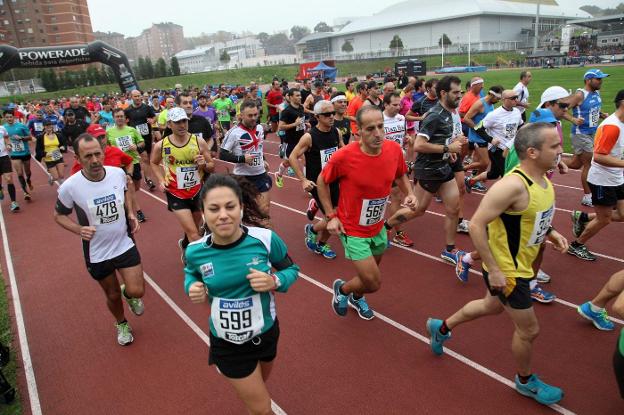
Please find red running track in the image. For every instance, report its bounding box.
[1,137,623,414]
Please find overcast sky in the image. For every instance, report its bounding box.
[86,0,623,38]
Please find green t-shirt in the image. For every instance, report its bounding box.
[213,98,233,122]
[106,125,143,164]
[158,109,169,127]
[504,146,520,175]
[619,328,624,355]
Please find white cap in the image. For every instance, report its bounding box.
[538,86,570,108]
[167,107,189,122]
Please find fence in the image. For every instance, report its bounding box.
[0,79,45,97]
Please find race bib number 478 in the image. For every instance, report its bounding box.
[88,194,121,225]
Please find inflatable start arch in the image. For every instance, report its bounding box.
[0,40,139,93]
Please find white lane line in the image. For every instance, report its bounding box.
[0,206,43,415]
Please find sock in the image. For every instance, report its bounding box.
[310,227,318,235]
[7,184,16,202]
[589,302,604,313]
[439,320,450,335]
[446,244,455,252]
[580,212,590,222]
[458,217,463,224]
[384,220,393,230]
[17,176,27,192]
[317,240,325,246]
[517,374,533,384]
[117,319,128,325]
[352,293,362,300]
[571,240,582,248]
[529,279,537,290]
[584,193,591,198]
[121,286,131,299]
[277,162,286,175]
[463,252,474,264]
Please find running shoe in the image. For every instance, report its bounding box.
[146,179,156,191]
[121,284,144,316]
[24,192,31,201]
[581,194,593,207]
[10,202,19,212]
[48,174,54,186]
[571,210,588,238]
[287,167,295,177]
[115,321,134,346]
[304,224,317,252]
[440,248,460,265]
[514,374,563,405]
[0,189,3,201]
[426,318,451,356]
[315,243,337,259]
[136,210,146,223]
[278,143,286,159]
[577,301,614,331]
[348,294,374,320]
[530,286,556,303]
[455,251,470,283]
[472,181,488,192]
[178,238,187,265]
[306,198,318,221]
[463,177,472,194]
[392,231,414,247]
[332,279,348,316]
[567,243,596,261]
[536,269,551,284]
[27,179,33,192]
[456,219,470,234]
[275,172,284,188]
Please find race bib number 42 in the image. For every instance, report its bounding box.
[211,294,264,344]
[359,196,388,226]
[176,166,199,189]
[88,194,121,225]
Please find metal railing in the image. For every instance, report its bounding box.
[0,79,45,97]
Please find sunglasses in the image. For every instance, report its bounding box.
[556,102,570,109]
[318,111,336,117]
[505,96,519,100]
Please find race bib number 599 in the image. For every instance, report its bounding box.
[211,294,264,344]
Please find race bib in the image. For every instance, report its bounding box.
[33,122,43,132]
[136,123,149,136]
[88,194,121,225]
[527,205,554,246]
[249,151,263,167]
[11,140,24,153]
[176,166,199,189]
[49,149,62,161]
[295,118,305,131]
[504,123,517,140]
[359,196,388,226]
[211,294,264,344]
[589,107,600,128]
[320,147,337,169]
[115,135,132,152]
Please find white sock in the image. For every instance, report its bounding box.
[277,163,286,175]
[529,279,537,290]
[584,193,591,198]
[464,252,474,264]
[589,302,604,313]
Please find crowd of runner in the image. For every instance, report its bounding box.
[1,67,623,413]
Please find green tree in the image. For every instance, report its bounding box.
[170,56,181,76]
[155,57,168,78]
[341,40,354,53]
[389,35,404,55]
[144,57,154,79]
[257,32,270,47]
[438,33,452,47]
[137,57,146,80]
[290,25,311,42]
[314,22,333,33]
[86,66,100,85]
[220,50,231,64]
[48,69,59,91]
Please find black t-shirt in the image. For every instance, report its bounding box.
[411,96,438,116]
[68,106,89,122]
[162,115,213,142]
[365,98,384,111]
[305,125,340,183]
[415,103,455,170]
[62,120,88,144]
[333,117,351,144]
[125,103,156,139]
[279,104,305,145]
[300,88,312,106]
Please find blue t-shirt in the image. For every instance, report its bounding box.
[4,122,31,156]
[573,89,602,135]
[98,110,114,128]
[27,118,45,137]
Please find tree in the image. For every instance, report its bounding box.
[86,66,100,85]
[263,33,294,55]
[137,57,146,80]
[144,57,154,79]
[438,34,452,47]
[314,22,333,33]
[290,25,311,42]
[389,35,404,54]
[257,32,270,48]
[341,40,354,53]
[170,56,180,76]
[220,50,231,64]
[155,57,168,78]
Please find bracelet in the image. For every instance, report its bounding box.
[326,212,338,220]
[271,273,282,290]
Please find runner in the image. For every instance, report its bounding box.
[362,81,383,110]
[163,93,213,152]
[35,120,67,185]
[184,173,299,415]
[61,109,88,146]
[275,88,305,188]
[54,133,145,346]
[0,123,18,211]
[150,107,214,261]
[565,69,610,207]
[567,89,624,261]
[106,108,147,222]
[266,80,284,133]
[125,90,157,191]
[71,124,134,175]
[331,93,351,144]
[385,76,467,265]
[289,100,343,259]
[406,78,439,126]
[212,89,234,137]
[3,110,33,201]
[345,82,368,139]
[303,80,326,127]
[220,101,272,217]
[426,122,568,406]
[318,105,416,320]
[513,71,532,122]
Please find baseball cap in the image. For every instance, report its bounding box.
[584,69,609,80]
[167,107,189,122]
[538,86,570,109]
[86,124,106,137]
[529,108,557,124]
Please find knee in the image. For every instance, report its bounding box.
[124,284,144,298]
[613,301,624,319]
[362,274,381,292]
[446,203,460,217]
[517,322,540,342]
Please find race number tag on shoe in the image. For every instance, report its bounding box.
[527,205,555,246]
[115,135,132,152]
[359,196,388,226]
[88,194,121,225]
[136,123,149,136]
[49,149,62,161]
[320,147,337,169]
[211,294,264,344]
[176,166,199,189]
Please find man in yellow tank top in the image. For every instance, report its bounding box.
[426,123,569,406]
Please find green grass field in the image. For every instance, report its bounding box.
[0,274,21,415]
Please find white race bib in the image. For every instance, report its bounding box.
[175,166,199,189]
[136,123,149,136]
[504,123,517,140]
[211,294,264,344]
[11,140,25,153]
[320,147,337,169]
[589,107,600,128]
[49,149,62,161]
[249,151,263,167]
[115,135,132,152]
[87,194,122,225]
[527,205,554,246]
[33,122,44,132]
[359,196,388,226]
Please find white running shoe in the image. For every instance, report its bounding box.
[536,269,551,284]
[115,321,134,346]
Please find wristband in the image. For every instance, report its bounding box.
[271,273,282,290]
[443,144,449,153]
[326,212,338,220]
[546,226,554,236]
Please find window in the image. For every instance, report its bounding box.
[52,25,58,31]
[601,39,608,44]
[41,38,46,43]
[18,28,24,33]
[3,20,7,25]
[54,35,60,42]
[613,38,619,42]
[14,8,19,13]
[39,28,43,33]
[50,16,56,22]
[27,28,32,33]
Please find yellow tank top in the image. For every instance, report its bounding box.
[43,133,62,163]
[161,134,203,198]
[485,167,555,279]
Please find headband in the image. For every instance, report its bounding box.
[331,95,347,103]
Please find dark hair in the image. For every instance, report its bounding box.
[73,133,98,155]
[366,80,378,90]
[436,76,462,98]
[490,85,504,94]
[356,82,367,93]
[239,100,258,113]
[313,80,323,88]
[614,89,624,107]
[514,122,556,160]
[3,110,13,116]
[175,92,191,105]
[355,105,382,128]
[287,88,300,97]
[520,70,530,80]
[424,78,438,91]
[383,91,401,105]
[345,80,352,88]
[112,107,125,116]
[415,79,424,89]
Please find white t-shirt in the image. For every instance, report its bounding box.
[220,124,266,176]
[483,106,523,150]
[56,166,135,263]
[383,113,406,147]
[588,114,624,187]
[513,82,529,114]
[0,126,8,157]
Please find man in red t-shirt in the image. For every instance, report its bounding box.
[265,80,284,133]
[70,124,133,175]
[458,77,483,120]
[318,106,416,320]
[345,82,368,138]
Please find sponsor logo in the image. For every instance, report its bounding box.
[225,331,252,342]
[219,298,252,309]
[17,48,90,67]
[200,262,214,278]
[101,47,121,61]
[246,257,262,267]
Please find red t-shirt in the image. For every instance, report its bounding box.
[321,140,406,237]
[346,96,364,135]
[266,89,284,116]
[458,91,480,120]
[70,145,133,175]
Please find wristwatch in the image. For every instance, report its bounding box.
[443,144,449,153]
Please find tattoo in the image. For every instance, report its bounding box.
[396,214,407,223]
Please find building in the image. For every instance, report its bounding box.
[93,31,126,51]
[124,37,139,63]
[174,45,220,74]
[296,0,591,61]
[135,23,184,62]
[0,0,93,48]
[222,37,263,61]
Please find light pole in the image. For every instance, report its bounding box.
[533,0,541,55]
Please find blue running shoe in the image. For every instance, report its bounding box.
[463,177,472,194]
[440,248,460,265]
[315,243,337,259]
[287,167,295,177]
[304,224,318,252]
[530,286,556,304]
[577,301,614,331]
[455,251,470,283]
[472,181,488,192]
[514,374,563,405]
[348,294,374,320]
[426,318,451,355]
[332,279,348,316]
